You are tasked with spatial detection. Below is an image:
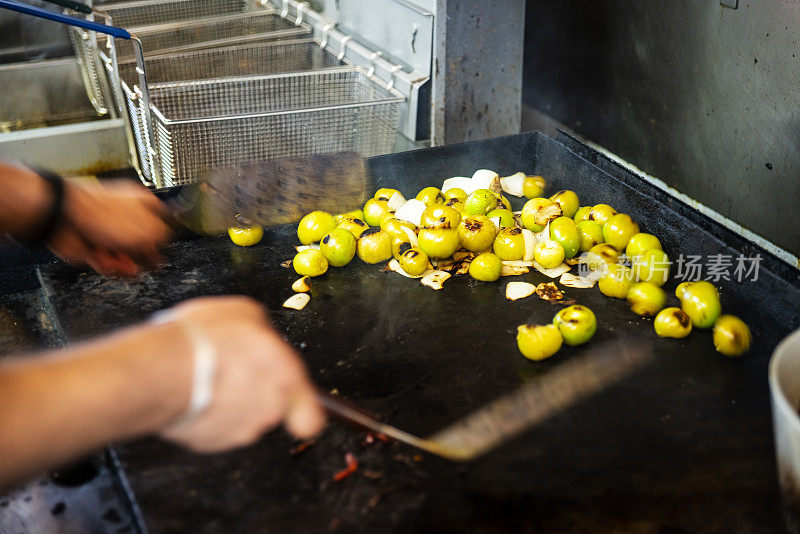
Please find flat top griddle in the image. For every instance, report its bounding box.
[37,131,800,533]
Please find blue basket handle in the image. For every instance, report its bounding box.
[0,0,131,39]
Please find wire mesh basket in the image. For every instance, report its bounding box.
[69,17,115,115]
[111,10,309,60]
[123,67,405,187]
[116,38,340,88]
[70,0,302,115]
[5,0,409,189]
[98,0,264,29]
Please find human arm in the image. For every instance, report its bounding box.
[0,161,173,276]
[0,296,325,489]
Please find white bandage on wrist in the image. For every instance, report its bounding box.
[152,312,217,427]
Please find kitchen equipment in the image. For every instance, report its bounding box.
[115,38,339,88]
[320,339,653,461]
[769,328,800,533]
[0,1,406,189]
[109,11,310,61]
[92,0,264,29]
[36,130,800,532]
[69,0,312,115]
[134,67,403,188]
[172,151,370,234]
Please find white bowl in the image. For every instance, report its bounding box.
[769,328,800,533]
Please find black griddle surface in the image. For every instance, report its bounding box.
[38,131,800,532]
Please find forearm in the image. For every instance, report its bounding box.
[0,321,191,489]
[0,161,50,240]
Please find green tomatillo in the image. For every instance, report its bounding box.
[516,324,563,361]
[356,228,393,264]
[320,228,357,267]
[553,305,597,346]
[457,215,497,253]
[493,227,526,261]
[293,248,329,277]
[297,211,336,245]
[469,252,502,282]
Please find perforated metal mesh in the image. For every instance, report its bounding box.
[128,68,404,186]
[117,39,340,87]
[98,0,262,29]
[125,86,155,181]
[71,0,284,114]
[111,11,308,60]
[69,26,112,115]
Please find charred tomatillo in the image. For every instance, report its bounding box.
[486,208,515,228]
[356,228,393,264]
[493,193,512,211]
[418,226,460,259]
[521,197,560,232]
[228,225,263,247]
[399,247,429,276]
[465,189,497,216]
[585,243,620,271]
[320,228,357,267]
[550,190,580,218]
[421,204,462,229]
[573,206,592,223]
[391,236,414,260]
[713,315,751,357]
[374,188,401,201]
[654,307,692,338]
[362,199,390,227]
[678,281,721,329]
[469,252,502,282]
[493,227,526,261]
[627,282,666,317]
[633,248,670,286]
[516,324,563,361]
[598,263,635,298]
[626,233,662,259]
[577,220,604,252]
[534,240,566,269]
[444,187,467,202]
[444,197,465,214]
[590,204,617,226]
[549,216,581,258]
[602,213,639,251]
[416,186,445,205]
[381,217,416,240]
[297,211,336,245]
[522,175,546,198]
[378,211,398,230]
[457,215,497,252]
[293,248,328,277]
[334,209,365,224]
[553,305,597,346]
[337,217,369,238]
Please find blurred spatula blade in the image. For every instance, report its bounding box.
[173,152,370,235]
[424,338,654,460]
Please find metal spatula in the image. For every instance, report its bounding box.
[172,152,371,235]
[319,339,653,461]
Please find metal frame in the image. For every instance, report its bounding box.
[267,0,428,142]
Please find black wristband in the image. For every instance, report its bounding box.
[16,168,66,246]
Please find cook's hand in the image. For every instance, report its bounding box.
[47,179,173,276]
[155,297,326,453]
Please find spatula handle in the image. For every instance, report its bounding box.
[0,0,130,38]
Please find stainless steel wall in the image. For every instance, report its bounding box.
[523,1,800,257]
[0,1,72,63]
